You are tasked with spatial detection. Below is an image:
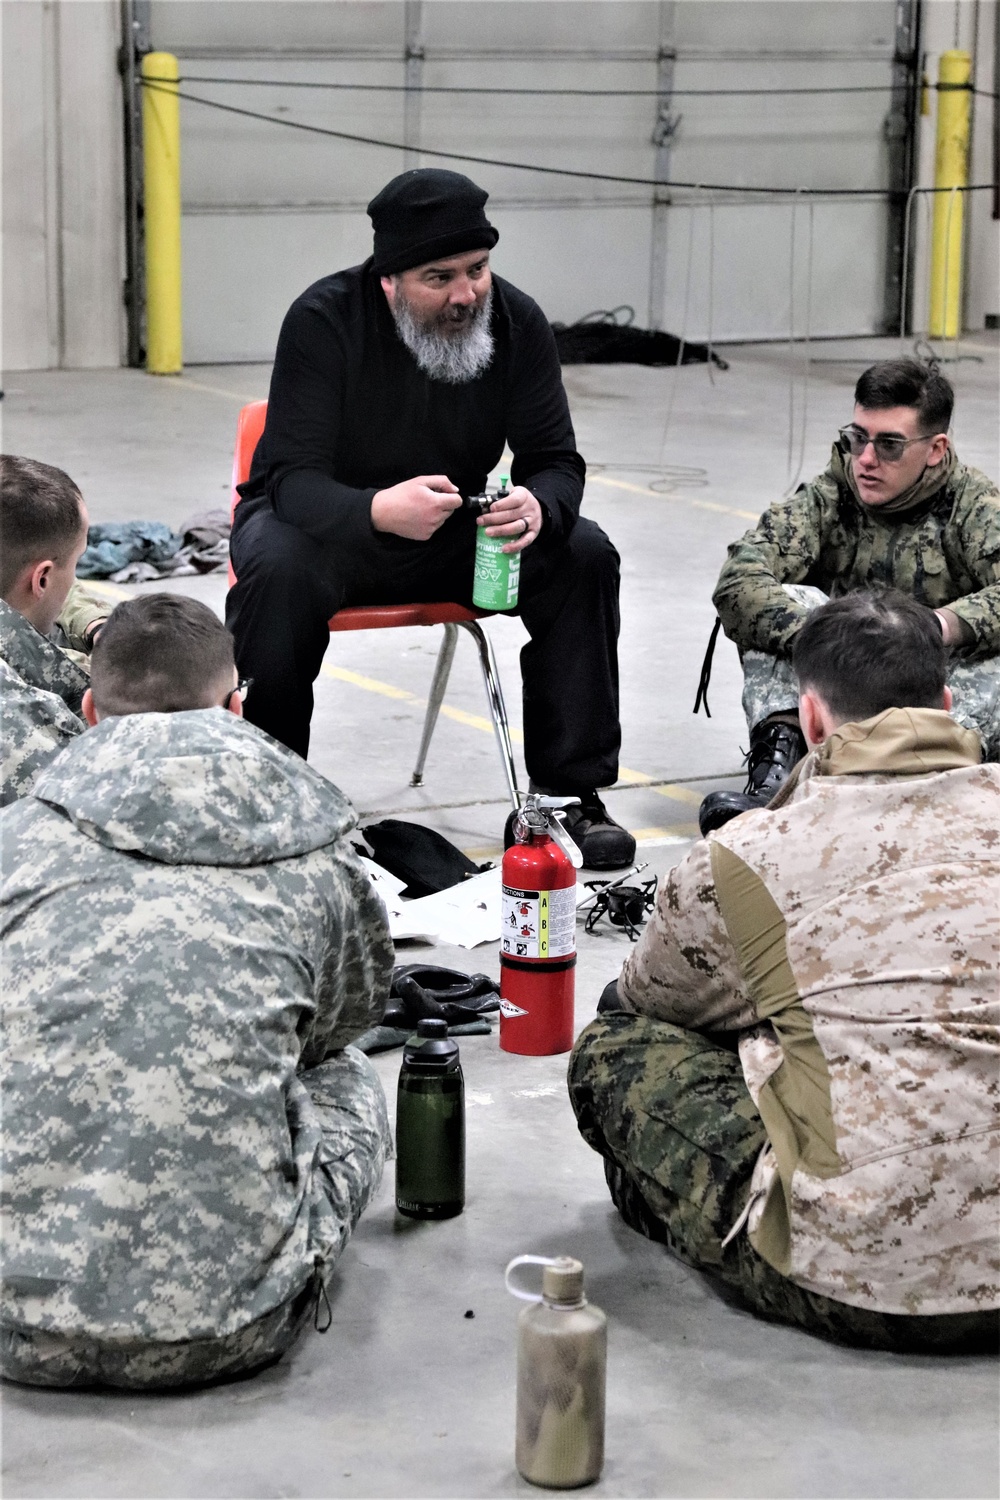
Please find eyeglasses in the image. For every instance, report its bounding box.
[838,424,936,465]
[223,677,253,709]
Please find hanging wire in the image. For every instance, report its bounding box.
[654,202,697,475]
[138,79,995,199]
[944,184,964,364]
[705,200,716,388]
[899,182,920,347]
[942,183,957,343]
[142,72,1000,101]
[786,193,799,481]
[788,201,815,495]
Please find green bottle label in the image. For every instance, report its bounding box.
[473,529,520,611]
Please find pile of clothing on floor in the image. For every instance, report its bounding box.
[76,511,231,583]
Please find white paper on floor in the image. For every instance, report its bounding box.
[362,861,499,947]
[364,860,594,949]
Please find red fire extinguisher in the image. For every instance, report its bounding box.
[500,795,583,1056]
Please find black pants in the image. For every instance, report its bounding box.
[226,504,622,790]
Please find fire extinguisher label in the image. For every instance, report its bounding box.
[501,885,576,959]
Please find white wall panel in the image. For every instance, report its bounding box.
[182,210,373,364]
[2,0,125,371]
[57,1,126,367]
[1,1,59,371]
[148,0,909,363]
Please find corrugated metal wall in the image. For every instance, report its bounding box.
[5,1,995,371]
[151,0,904,363]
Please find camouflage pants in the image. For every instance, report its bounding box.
[568,1012,998,1353]
[0,1047,390,1391]
[741,585,1000,760]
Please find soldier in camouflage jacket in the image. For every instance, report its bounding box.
[0,589,109,806]
[571,595,999,1352]
[0,449,109,805]
[0,609,394,1389]
[700,360,1000,835]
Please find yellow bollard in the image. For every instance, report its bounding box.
[141,52,182,373]
[928,50,971,340]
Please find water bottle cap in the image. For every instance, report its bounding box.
[542,1257,585,1306]
[403,1019,461,1069]
[505,1254,586,1308]
[417,1018,448,1038]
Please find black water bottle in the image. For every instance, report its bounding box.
[395,1018,465,1219]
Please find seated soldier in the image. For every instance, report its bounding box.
[570,591,999,1353]
[0,454,109,804]
[0,594,393,1391]
[699,358,999,834]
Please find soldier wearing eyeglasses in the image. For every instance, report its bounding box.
[699,358,1000,834]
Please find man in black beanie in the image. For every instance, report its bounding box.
[227,167,633,869]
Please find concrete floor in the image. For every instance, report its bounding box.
[2,334,998,1499]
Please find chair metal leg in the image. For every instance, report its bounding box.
[459,620,521,810]
[411,623,459,786]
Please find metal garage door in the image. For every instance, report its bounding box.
[139,0,917,363]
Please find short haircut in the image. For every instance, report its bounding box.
[854,358,954,435]
[793,589,947,723]
[0,455,85,596]
[89,594,235,717]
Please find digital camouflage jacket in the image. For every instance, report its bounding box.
[0,597,89,807]
[713,447,1000,659]
[0,710,394,1343]
[618,709,1000,1316]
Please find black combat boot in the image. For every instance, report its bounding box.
[698,717,807,836]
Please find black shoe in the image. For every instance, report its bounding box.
[698,718,807,836]
[504,793,636,871]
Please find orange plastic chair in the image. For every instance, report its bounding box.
[229,401,520,807]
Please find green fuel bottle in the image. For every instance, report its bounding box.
[473,473,520,611]
[395,1018,465,1220]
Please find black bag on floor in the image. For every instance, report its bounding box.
[551,307,728,369]
[360,819,492,898]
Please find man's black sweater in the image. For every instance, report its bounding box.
[237,260,586,554]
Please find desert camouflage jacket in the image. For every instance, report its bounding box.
[0,710,394,1343]
[0,597,90,807]
[713,447,1000,659]
[619,709,1000,1316]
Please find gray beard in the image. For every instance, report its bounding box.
[391,284,495,384]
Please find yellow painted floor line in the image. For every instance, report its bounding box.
[440,704,524,743]
[321,660,713,804]
[167,375,265,404]
[616,765,704,806]
[68,620,706,815]
[322,663,415,701]
[320,664,527,741]
[588,472,758,522]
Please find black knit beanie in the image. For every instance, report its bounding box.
[368,168,499,276]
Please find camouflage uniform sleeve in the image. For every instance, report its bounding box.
[51,583,112,654]
[944,479,1000,655]
[299,837,395,1067]
[712,474,836,656]
[0,658,84,807]
[618,837,757,1032]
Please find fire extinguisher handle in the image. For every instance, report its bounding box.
[546,807,584,870]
